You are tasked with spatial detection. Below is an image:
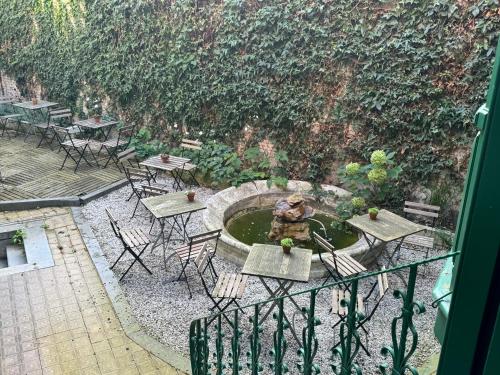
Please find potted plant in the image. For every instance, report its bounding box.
[186,190,196,202]
[368,207,379,220]
[31,97,38,105]
[160,154,170,163]
[86,95,103,123]
[280,238,294,255]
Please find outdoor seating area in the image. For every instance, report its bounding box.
[79,173,449,372]
[1,2,500,374]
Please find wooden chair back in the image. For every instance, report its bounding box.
[118,148,138,166]
[189,229,222,247]
[141,184,168,197]
[115,124,136,147]
[105,208,121,237]
[51,125,72,145]
[124,166,149,182]
[181,138,202,151]
[194,243,210,273]
[403,201,440,227]
[313,231,336,256]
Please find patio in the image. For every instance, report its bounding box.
[0,137,123,202]
[80,176,450,374]
[0,207,183,375]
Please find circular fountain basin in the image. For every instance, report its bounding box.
[203,180,384,278]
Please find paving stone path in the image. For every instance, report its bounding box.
[0,208,185,375]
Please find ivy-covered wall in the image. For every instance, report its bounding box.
[1,0,499,193]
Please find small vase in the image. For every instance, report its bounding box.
[94,116,101,124]
[160,154,169,163]
[187,192,195,202]
[32,98,38,105]
[369,212,378,220]
[282,246,291,255]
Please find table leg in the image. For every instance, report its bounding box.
[258,278,302,345]
[170,169,183,191]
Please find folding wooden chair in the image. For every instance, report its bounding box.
[402,201,440,261]
[179,139,201,187]
[180,138,203,153]
[314,232,367,285]
[139,184,169,232]
[117,147,140,170]
[36,108,73,149]
[169,229,222,298]
[52,125,99,172]
[97,124,136,168]
[106,208,153,281]
[331,267,389,356]
[123,166,156,217]
[195,244,247,325]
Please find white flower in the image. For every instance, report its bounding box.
[174,123,178,128]
[199,131,203,135]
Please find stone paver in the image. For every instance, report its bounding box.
[0,208,184,375]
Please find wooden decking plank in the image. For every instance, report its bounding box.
[0,137,123,201]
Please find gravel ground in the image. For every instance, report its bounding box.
[82,176,446,374]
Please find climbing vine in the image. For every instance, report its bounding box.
[1,0,499,197]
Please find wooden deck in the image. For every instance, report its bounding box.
[0,137,124,201]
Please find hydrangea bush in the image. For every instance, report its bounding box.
[332,149,402,231]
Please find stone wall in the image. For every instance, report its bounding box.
[0,72,19,97]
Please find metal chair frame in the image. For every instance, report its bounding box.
[106,208,152,281]
[52,125,99,172]
[97,124,136,169]
[195,245,247,325]
[331,268,390,356]
[170,229,222,298]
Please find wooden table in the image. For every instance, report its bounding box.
[73,118,118,140]
[347,209,425,265]
[13,100,58,122]
[13,100,58,110]
[141,191,206,252]
[242,244,312,343]
[140,155,192,191]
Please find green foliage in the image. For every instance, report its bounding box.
[280,238,294,247]
[368,207,379,215]
[332,149,402,230]
[0,0,499,192]
[130,128,168,159]
[11,229,26,246]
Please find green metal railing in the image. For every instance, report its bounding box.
[189,252,459,375]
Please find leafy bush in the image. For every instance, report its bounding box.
[130,128,168,159]
[332,149,402,230]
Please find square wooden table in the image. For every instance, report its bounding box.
[73,118,118,140]
[242,244,312,343]
[347,209,425,265]
[13,100,58,124]
[141,191,206,252]
[13,100,58,110]
[140,155,192,191]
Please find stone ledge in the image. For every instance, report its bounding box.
[203,180,385,278]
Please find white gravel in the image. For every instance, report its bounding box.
[82,176,446,373]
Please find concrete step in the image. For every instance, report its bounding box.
[6,245,27,267]
[0,258,7,269]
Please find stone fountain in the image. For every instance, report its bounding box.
[268,193,315,241]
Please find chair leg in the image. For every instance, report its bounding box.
[110,250,127,269]
[119,244,152,281]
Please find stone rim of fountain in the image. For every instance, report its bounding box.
[203,180,385,278]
